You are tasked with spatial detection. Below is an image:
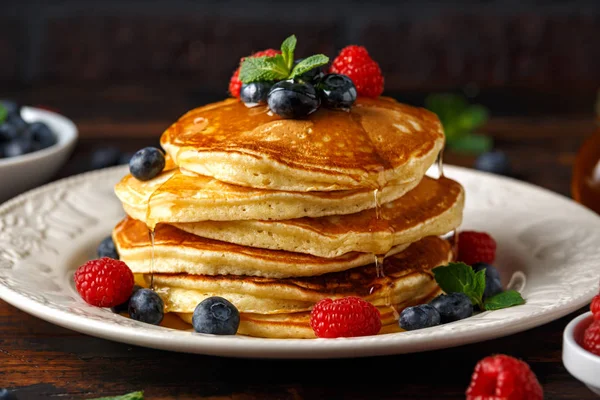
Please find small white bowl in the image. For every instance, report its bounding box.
[0,106,78,203]
[563,311,600,396]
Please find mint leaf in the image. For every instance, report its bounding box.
[425,93,468,126]
[448,133,493,155]
[90,391,144,400]
[433,262,485,309]
[0,103,6,124]
[457,104,489,132]
[239,55,289,83]
[289,54,329,79]
[484,290,525,310]
[280,34,297,71]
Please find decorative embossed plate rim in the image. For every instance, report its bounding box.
[0,165,599,359]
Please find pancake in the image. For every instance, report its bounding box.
[115,162,421,229]
[160,96,444,191]
[147,236,451,314]
[173,176,464,257]
[114,217,410,278]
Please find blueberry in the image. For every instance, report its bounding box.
[111,285,141,314]
[0,123,18,143]
[0,388,17,400]
[27,122,56,150]
[429,292,473,323]
[97,235,119,259]
[1,136,32,158]
[474,150,511,176]
[316,74,357,110]
[267,80,320,119]
[6,114,28,133]
[240,82,273,105]
[473,262,504,300]
[192,296,240,335]
[399,304,441,331]
[90,146,121,170]
[128,288,164,325]
[0,100,21,117]
[129,147,166,181]
[293,58,325,82]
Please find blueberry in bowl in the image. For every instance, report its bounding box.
[0,100,78,203]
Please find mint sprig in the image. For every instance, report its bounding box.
[483,290,525,310]
[0,103,7,124]
[239,35,329,84]
[90,391,144,400]
[433,262,525,311]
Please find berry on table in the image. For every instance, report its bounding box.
[90,146,122,170]
[128,288,164,325]
[229,48,281,98]
[97,235,119,259]
[474,150,511,176]
[583,320,600,356]
[457,230,497,265]
[429,293,473,323]
[74,258,134,308]
[591,295,600,320]
[310,296,381,338]
[192,296,240,335]
[316,74,357,110]
[267,80,320,119]
[473,262,504,300]
[329,45,384,98]
[240,82,273,106]
[0,388,17,400]
[129,147,166,181]
[466,354,543,400]
[399,304,441,331]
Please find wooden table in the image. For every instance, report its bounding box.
[1,85,599,399]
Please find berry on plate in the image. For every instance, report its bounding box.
[97,235,119,259]
[399,304,441,331]
[192,296,240,335]
[457,230,497,265]
[229,48,281,98]
[583,320,600,356]
[466,354,543,400]
[128,288,164,325]
[329,45,384,98]
[591,295,600,320]
[310,296,381,338]
[429,292,473,323]
[74,258,134,308]
[473,262,504,300]
[111,284,141,314]
[129,147,166,181]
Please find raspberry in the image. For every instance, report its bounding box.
[74,257,134,308]
[591,295,600,320]
[457,231,497,266]
[309,296,381,338]
[228,48,281,98]
[466,354,543,400]
[583,320,600,356]
[329,45,384,98]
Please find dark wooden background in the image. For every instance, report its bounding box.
[2,0,600,399]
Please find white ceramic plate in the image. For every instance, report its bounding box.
[0,165,599,359]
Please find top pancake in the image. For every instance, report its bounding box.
[160,96,444,191]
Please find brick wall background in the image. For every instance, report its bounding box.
[2,0,600,114]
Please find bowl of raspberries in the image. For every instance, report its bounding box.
[563,294,600,395]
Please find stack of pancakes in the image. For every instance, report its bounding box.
[113,96,465,338]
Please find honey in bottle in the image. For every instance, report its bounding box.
[572,122,600,214]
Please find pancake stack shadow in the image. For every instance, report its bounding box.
[113,97,465,338]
